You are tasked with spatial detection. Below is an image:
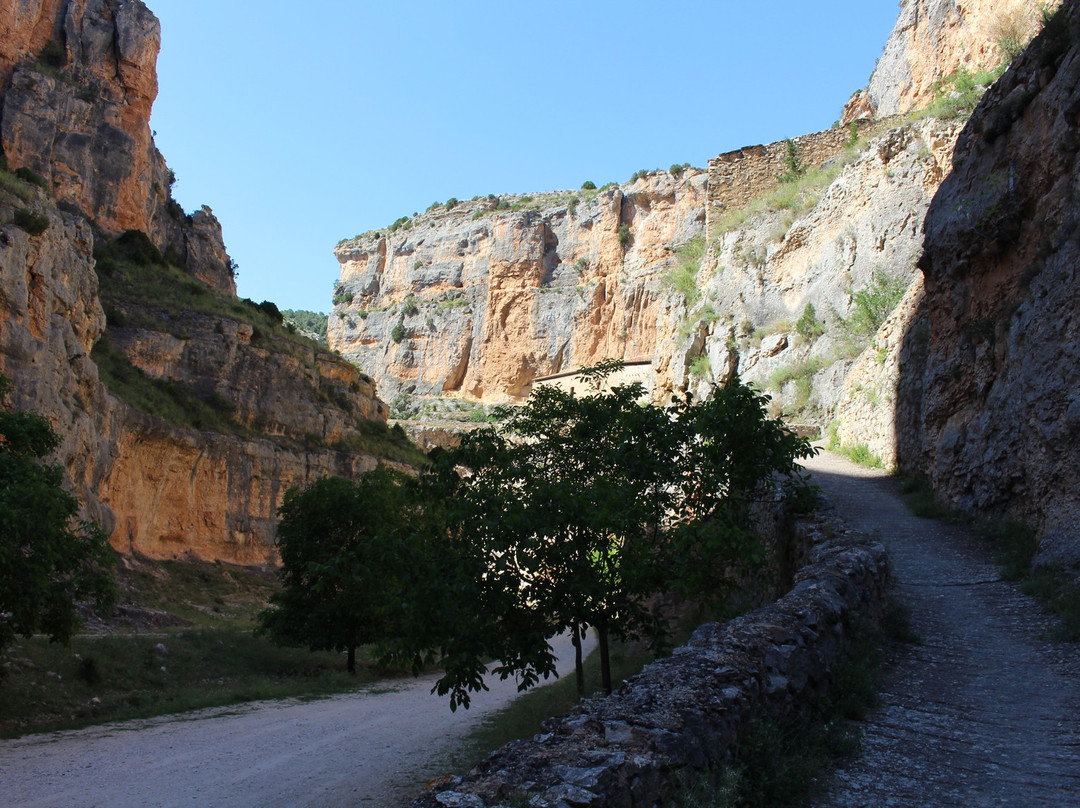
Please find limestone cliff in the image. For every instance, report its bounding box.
[894,2,1080,567]
[333,117,959,430]
[1,0,235,294]
[0,0,408,565]
[330,174,707,403]
[842,0,1051,122]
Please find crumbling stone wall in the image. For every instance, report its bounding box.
[706,120,890,239]
[408,518,888,808]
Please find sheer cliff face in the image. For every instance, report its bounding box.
[0,0,235,295]
[0,0,398,565]
[843,0,1049,121]
[898,2,1080,565]
[330,116,961,435]
[329,174,708,403]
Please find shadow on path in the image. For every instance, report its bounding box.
[802,450,1080,808]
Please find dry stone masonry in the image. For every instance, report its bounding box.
[407,519,888,808]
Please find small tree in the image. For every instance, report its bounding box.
[258,466,417,674]
[427,364,813,699]
[0,375,115,659]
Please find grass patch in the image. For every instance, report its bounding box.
[91,335,253,435]
[832,443,884,469]
[0,628,402,737]
[713,147,861,238]
[1021,567,1080,642]
[768,357,828,391]
[665,235,706,306]
[0,169,44,203]
[117,556,278,629]
[96,233,325,362]
[915,65,1008,121]
[331,419,428,466]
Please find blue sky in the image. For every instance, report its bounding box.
[150,2,899,314]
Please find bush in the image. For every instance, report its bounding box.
[796,302,826,341]
[778,139,804,184]
[12,208,48,235]
[835,270,908,348]
[618,224,631,249]
[402,296,419,316]
[37,40,67,68]
[444,198,459,210]
[581,180,597,191]
[390,321,407,343]
[257,300,284,324]
[106,230,165,267]
[13,166,48,189]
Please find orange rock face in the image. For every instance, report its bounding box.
[0,0,62,87]
[0,0,398,565]
[330,174,707,404]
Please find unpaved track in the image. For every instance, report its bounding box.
[0,632,594,808]
[803,451,1080,807]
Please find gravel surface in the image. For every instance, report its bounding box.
[0,632,595,808]
[804,450,1080,807]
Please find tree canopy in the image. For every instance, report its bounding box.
[260,367,814,707]
[0,375,116,658]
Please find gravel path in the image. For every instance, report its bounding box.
[803,450,1080,807]
[0,632,595,808]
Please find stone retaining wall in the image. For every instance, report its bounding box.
[407,518,889,808]
[704,118,902,240]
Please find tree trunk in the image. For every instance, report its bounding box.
[347,645,356,675]
[599,624,612,695]
[572,623,585,696]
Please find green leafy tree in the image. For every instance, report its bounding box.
[0,375,115,659]
[258,466,418,674]
[263,366,814,708]
[428,364,814,699]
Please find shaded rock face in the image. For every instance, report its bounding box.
[330,174,707,403]
[0,0,399,565]
[0,0,236,295]
[843,0,1048,122]
[897,1,1080,565]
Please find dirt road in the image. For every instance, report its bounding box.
[803,451,1080,807]
[0,632,594,808]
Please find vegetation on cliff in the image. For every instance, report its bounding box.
[91,228,422,465]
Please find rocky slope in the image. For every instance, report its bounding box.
[0,0,408,565]
[894,2,1080,568]
[842,0,1051,122]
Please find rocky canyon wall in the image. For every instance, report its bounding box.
[895,1,1080,568]
[0,0,402,565]
[330,174,708,404]
[333,116,960,433]
[842,0,1052,122]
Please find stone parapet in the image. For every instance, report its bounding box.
[407,519,888,808]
